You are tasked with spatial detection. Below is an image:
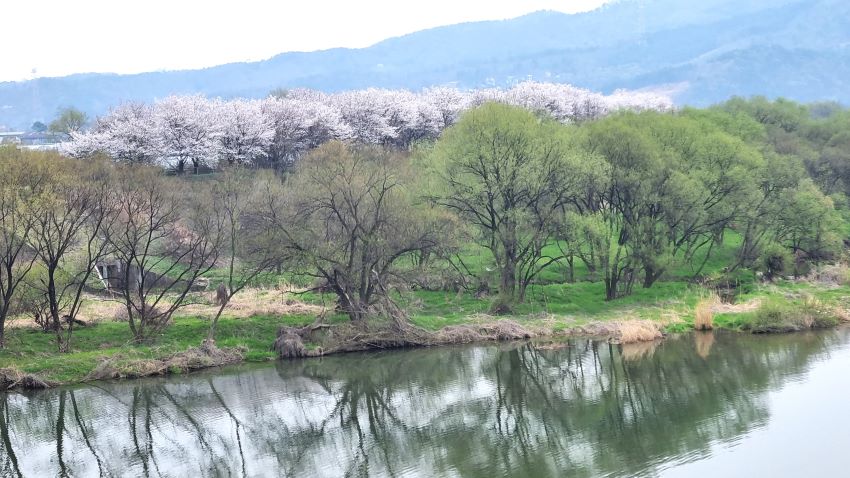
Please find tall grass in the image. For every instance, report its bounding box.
[694,293,719,331]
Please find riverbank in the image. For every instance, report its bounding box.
[1,278,849,390]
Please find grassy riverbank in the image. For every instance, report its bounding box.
[1,275,848,387]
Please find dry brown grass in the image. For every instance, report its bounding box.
[712,298,762,314]
[435,319,536,344]
[181,288,324,318]
[833,306,850,323]
[806,263,850,288]
[7,289,325,330]
[613,320,663,344]
[694,293,720,331]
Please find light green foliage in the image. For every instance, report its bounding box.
[427,103,586,306]
[774,179,843,263]
[48,107,88,135]
[5,96,850,378]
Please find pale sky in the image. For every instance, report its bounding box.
[1,0,611,82]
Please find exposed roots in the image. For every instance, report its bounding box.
[0,368,53,391]
[273,317,542,359]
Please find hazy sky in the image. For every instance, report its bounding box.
[1,0,610,82]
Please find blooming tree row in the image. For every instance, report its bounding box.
[65,82,673,170]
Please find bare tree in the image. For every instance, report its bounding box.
[206,169,279,343]
[0,149,48,348]
[26,156,115,352]
[106,167,223,342]
[259,142,445,323]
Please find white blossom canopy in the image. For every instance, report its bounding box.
[66,81,673,169]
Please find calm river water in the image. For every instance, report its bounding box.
[2,328,850,477]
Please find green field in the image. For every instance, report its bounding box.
[2,232,848,385]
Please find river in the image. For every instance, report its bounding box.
[2,328,849,477]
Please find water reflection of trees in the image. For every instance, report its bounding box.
[0,330,843,477]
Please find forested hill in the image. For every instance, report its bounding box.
[2,0,849,129]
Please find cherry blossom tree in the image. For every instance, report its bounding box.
[154,95,222,174]
[65,82,674,170]
[216,99,274,167]
[261,96,350,168]
[423,86,470,129]
[63,102,160,163]
[328,89,399,145]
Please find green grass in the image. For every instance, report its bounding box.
[4,231,849,385]
[0,313,317,383]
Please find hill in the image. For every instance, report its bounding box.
[1,0,848,129]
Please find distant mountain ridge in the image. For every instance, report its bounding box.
[1,0,848,129]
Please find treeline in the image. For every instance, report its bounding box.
[63,81,672,172]
[1,96,847,353]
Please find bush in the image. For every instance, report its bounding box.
[746,298,839,333]
[759,244,792,280]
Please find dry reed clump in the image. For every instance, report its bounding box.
[694,293,720,331]
[0,368,53,390]
[712,298,762,314]
[806,263,850,287]
[833,306,850,323]
[86,344,244,381]
[748,296,841,334]
[611,320,663,344]
[434,325,484,344]
[435,320,535,344]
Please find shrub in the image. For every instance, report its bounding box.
[747,297,839,333]
[759,244,792,280]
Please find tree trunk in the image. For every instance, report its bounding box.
[605,278,618,301]
[642,265,663,288]
[338,292,367,323]
[499,262,516,301]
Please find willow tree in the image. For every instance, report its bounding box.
[427,103,583,307]
[631,111,764,286]
[259,141,446,323]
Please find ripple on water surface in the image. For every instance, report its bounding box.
[2,328,850,477]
